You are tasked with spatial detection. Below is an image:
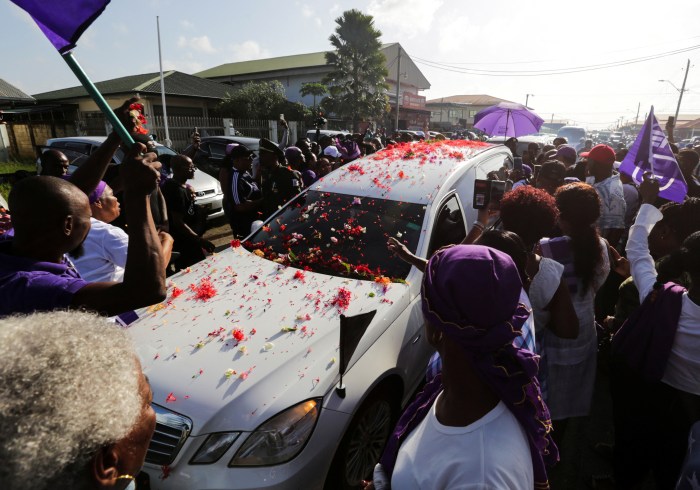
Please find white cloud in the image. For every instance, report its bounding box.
[368,0,444,39]
[112,22,129,35]
[301,4,313,17]
[228,41,270,61]
[180,19,194,30]
[177,35,216,53]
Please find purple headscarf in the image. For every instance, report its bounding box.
[380,245,558,488]
[88,180,107,205]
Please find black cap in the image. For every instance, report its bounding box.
[227,144,254,159]
[259,138,285,161]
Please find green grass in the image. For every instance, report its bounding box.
[0,159,36,202]
[0,159,36,174]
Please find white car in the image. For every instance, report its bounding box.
[38,136,224,220]
[127,139,513,489]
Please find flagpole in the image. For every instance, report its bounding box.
[648,106,655,176]
[62,53,135,148]
[156,16,171,147]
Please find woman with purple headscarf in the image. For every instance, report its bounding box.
[364,245,558,490]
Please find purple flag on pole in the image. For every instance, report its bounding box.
[619,106,687,203]
[10,0,110,54]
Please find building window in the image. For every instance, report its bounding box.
[448,110,458,118]
[469,110,477,117]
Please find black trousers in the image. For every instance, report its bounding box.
[611,358,700,489]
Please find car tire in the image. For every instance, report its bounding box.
[324,387,400,490]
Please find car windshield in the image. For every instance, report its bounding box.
[243,190,425,281]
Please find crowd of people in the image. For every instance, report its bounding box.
[1,96,700,489]
[374,132,700,489]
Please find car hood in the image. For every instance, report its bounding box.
[129,247,409,435]
[189,169,219,193]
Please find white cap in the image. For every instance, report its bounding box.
[324,146,342,159]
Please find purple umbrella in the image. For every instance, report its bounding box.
[473,102,544,138]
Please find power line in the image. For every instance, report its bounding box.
[412,44,700,77]
[418,35,700,67]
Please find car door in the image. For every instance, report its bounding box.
[399,192,469,387]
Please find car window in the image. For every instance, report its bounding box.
[244,190,425,281]
[427,194,466,257]
[208,143,227,158]
[156,146,178,157]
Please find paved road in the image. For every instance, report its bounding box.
[203,216,234,251]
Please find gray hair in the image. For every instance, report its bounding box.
[0,311,142,490]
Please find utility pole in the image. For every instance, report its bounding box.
[395,46,401,132]
[674,58,691,125]
[156,16,171,146]
[525,94,534,107]
[635,102,640,126]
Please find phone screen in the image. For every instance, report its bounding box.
[473,179,490,209]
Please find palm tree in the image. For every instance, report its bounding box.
[322,9,388,132]
[300,82,328,108]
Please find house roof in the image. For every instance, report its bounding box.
[0,79,35,102]
[195,43,398,79]
[677,117,700,130]
[32,71,232,101]
[426,94,516,106]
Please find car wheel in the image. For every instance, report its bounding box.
[325,389,399,490]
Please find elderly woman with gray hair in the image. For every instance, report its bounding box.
[0,311,155,490]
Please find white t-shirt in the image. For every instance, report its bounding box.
[392,396,534,490]
[627,204,700,395]
[73,218,129,282]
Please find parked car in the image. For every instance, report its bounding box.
[306,129,352,142]
[184,136,266,179]
[126,139,513,489]
[39,136,224,220]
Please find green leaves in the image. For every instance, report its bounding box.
[322,9,389,131]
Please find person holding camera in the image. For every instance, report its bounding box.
[258,138,302,219]
[161,155,214,270]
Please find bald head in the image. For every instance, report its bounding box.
[39,149,70,177]
[9,177,91,252]
[171,155,195,181]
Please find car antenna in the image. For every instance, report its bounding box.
[336,310,376,398]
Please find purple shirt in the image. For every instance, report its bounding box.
[0,241,88,317]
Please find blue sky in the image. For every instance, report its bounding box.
[4,0,700,128]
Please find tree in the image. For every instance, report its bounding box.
[300,82,328,108]
[219,81,288,119]
[322,9,389,131]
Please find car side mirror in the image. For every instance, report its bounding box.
[251,220,264,234]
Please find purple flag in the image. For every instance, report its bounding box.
[10,0,110,54]
[619,106,687,203]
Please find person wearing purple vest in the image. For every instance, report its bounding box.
[0,141,167,318]
[363,245,558,490]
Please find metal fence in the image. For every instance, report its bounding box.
[150,116,307,151]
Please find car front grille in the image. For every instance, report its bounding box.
[146,404,193,465]
[196,189,216,197]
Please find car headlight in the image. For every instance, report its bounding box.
[215,180,222,194]
[229,398,321,467]
[190,432,240,465]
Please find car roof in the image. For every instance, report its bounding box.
[200,136,262,145]
[46,136,166,147]
[313,139,497,205]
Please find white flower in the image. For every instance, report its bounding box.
[263,342,274,351]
